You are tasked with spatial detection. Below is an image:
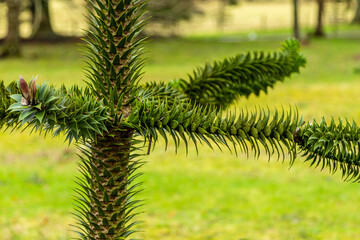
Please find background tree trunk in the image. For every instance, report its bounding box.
[1,0,21,58]
[293,0,300,40]
[314,0,325,37]
[352,0,360,24]
[217,0,226,32]
[31,0,58,40]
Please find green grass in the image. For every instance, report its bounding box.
[1,37,360,239]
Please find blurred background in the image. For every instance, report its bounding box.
[1,0,360,39]
[1,0,360,239]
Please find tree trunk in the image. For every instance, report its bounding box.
[352,0,360,24]
[75,0,146,237]
[31,0,59,40]
[1,0,21,58]
[314,0,325,37]
[77,129,140,239]
[293,0,300,40]
[29,0,36,26]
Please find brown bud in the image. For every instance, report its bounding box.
[19,75,30,100]
[30,75,37,102]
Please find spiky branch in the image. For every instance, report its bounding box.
[296,118,360,181]
[136,39,305,109]
[125,100,299,160]
[175,39,306,108]
[0,79,108,143]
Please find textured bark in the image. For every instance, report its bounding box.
[1,0,21,57]
[86,129,135,239]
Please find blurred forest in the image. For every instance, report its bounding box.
[0,0,360,40]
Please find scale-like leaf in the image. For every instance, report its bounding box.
[296,118,360,181]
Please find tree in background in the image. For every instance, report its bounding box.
[293,0,300,39]
[314,0,325,36]
[146,0,239,35]
[217,0,239,31]
[28,0,60,39]
[2,0,360,238]
[147,0,199,35]
[352,0,360,23]
[0,0,21,57]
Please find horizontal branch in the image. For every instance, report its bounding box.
[126,98,360,182]
[124,99,299,161]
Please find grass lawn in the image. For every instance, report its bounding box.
[1,37,360,239]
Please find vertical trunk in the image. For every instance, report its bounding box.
[314,0,325,37]
[76,0,146,238]
[77,129,141,239]
[77,130,139,239]
[352,0,360,24]
[38,0,52,33]
[293,0,300,40]
[1,0,21,58]
[28,0,41,37]
[29,0,35,25]
[32,0,58,39]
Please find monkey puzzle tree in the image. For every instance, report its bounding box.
[1,0,360,239]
